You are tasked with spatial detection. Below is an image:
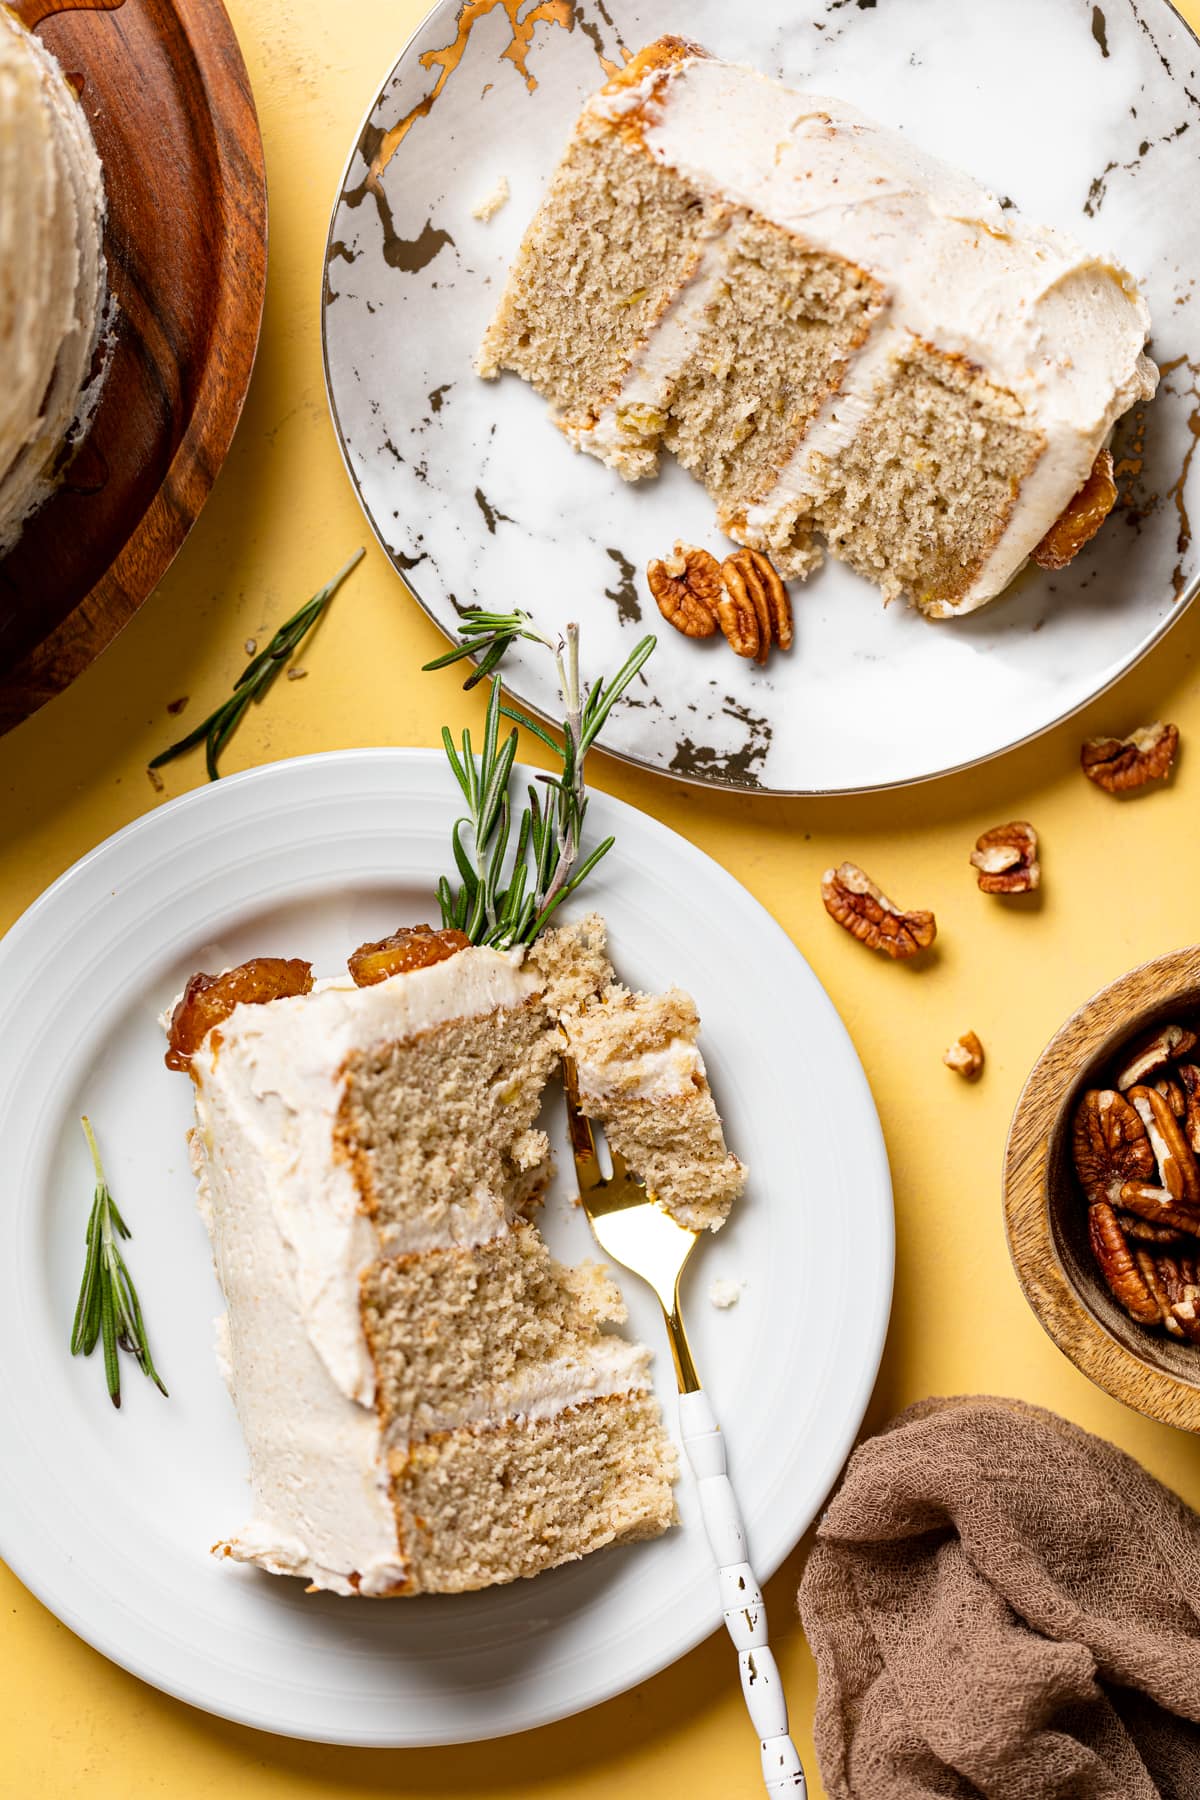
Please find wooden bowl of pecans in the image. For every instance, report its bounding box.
[1005,946,1200,1430]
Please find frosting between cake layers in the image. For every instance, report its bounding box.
[378,1337,654,1446]
[573,1036,705,1103]
[564,212,737,471]
[588,54,1157,612]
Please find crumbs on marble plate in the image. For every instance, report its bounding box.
[709,1278,744,1310]
[472,175,510,222]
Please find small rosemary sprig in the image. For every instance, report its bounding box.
[150,548,365,781]
[70,1117,167,1409]
[424,610,654,946]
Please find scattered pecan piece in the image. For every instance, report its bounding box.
[1132,1248,1185,1337]
[1089,1200,1164,1325]
[646,543,723,639]
[969,821,1040,894]
[166,957,314,1071]
[348,924,471,987]
[943,1031,984,1080]
[1072,1089,1155,1206]
[721,548,793,660]
[1114,1022,1197,1091]
[1032,447,1118,571]
[1081,721,1178,793]
[821,862,936,961]
[1128,1085,1200,1207]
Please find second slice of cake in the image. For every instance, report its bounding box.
[479,36,1157,617]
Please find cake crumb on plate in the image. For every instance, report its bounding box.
[709,1278,743,1310]
[472,175,509,221]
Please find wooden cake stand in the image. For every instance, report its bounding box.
[0,0,267,734]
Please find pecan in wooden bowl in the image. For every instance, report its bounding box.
[1005,947,1200,1431]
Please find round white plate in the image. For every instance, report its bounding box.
[323,0,1200,795]
[0,750,891,1745]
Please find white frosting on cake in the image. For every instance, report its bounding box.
[587,53,1157,613]
[565,213,738,472]
[184,944,654,1596]
[0,8,109,554]
[379,1337,653,1446]
[573,1036,705,1102]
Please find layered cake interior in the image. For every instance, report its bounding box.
[479,36,1158,616]
[167,914,741,1596]
[0,6,109,556]
[564,984,744,1234]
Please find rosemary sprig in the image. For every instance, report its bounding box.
[424,610,655,947]
[70,1117,167,1409]
[149,548,366,781]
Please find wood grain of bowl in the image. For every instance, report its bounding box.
[1005,946,1200,1430]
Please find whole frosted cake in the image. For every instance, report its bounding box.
[166,915,742,1596]
[0,7,108,556]
[479,37,1158,617]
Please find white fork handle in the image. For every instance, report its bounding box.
[678,1388,808,1798]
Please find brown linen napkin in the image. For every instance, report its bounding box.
[797,1396,1200,1799]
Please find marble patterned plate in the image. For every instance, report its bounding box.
[323,0,1200,794]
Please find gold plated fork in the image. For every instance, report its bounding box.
[562,1059,807,1799]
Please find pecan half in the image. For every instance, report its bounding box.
[1157,1253,1199,1300]
[1117,1212,1191,1246]
[1128,1085,1200,1207]
[1179,1064,1200,1155]
[821,862,936,961]
[1132,1248,1185,1337]
[721,548,793,659]
[1032,448,1118,571]
[1156,1254,1200,1342]
[717,561,767,661]
[1072,1089,1155,1205]
[715,590,761,659]
[969,821,1040,894]
[943,1031,984,1079]
[1114,1022,1197,1091]
[1089,1200,1164,1325]
[1081,721,1179,793]
[1118,1181,1200,1236]
[1157,1076,1186,1118]
[647,543,723,638]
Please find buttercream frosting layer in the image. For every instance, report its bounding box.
[573,1036,705,1103]
[0,7,108,554]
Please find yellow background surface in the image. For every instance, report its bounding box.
[4,2,1200,1793]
